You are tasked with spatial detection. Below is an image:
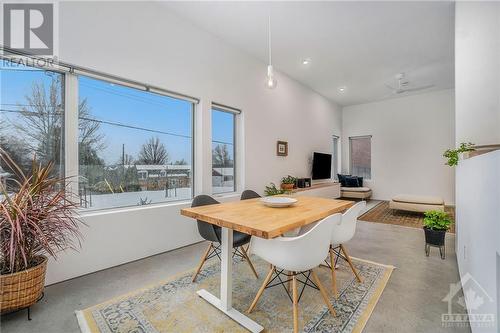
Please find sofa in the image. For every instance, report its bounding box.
[338,174,372,199]
[341,186,372,199]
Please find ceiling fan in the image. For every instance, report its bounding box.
[385,73,434,94]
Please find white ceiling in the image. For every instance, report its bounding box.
[165,1,455,106]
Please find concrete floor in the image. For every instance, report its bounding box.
[1,220,469,333]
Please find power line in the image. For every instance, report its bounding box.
[0,109,192,140]
[212,140,234,146]
[78,116,192,139]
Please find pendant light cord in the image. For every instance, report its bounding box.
[268,15,272,66]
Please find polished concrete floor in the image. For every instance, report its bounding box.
[1,220,469,333]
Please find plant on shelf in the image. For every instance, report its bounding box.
[280,175,297,191]
[443,142,475,167]
[0,151,84,316]
[264,182,287,196]
[422,210,453,259]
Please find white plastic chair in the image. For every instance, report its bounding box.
[247,214,341,333]
[327,201,366,298]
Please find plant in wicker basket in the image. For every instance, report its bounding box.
[0,150,84,316]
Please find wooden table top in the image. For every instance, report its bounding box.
[180,196,354,239]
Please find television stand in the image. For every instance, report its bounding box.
[291,181,340,199]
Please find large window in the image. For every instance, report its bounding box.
[349,136,371,179]
[0,61,64,191]
[212,107,236,194]
[78,76,194,210]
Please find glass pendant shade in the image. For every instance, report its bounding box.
[266,65,277,89]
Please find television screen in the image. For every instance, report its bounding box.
[312,152,332,180]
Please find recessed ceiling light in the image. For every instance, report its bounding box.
[338,86,346,93]
[302,58,311,65]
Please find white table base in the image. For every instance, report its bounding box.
[197,227,264,333]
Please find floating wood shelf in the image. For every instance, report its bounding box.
[465,144,500,159]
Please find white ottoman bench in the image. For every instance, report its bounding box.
[341,186,372,199]
[389,194,445,213]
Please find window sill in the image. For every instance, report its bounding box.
[212,192,241,199]
[78,198,193,218]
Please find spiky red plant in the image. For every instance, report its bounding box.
[0,150,84,274]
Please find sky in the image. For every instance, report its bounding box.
[1,60,234,166]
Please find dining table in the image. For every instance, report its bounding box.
[180,195,353,332]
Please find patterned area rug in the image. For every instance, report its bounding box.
[359,201,455,233]
[76,254,393,333]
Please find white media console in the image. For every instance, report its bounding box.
[291,182,341,199]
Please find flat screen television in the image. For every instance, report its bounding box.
[312,152,332,180]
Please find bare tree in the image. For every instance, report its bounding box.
[138,137,169,165]
[78,98,105,153]
[173,159,187,165]
[123,153,135,166]
[14,78,63,165]
[212,144,233,167]
[13,78,105,167]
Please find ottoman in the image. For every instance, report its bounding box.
[389,194,445,213]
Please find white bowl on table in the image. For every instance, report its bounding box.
[260,196,298,208]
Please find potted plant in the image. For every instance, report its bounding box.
[280,175,297,191]
[423,210,453,259]
[0,152,84,317]
[264,183,286,196]
[443,142,475,166]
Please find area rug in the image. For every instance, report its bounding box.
[76,254,394,333]
[358,201,455,233]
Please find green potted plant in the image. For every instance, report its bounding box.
[264,182,286,196]
[0,152,84,317]
[423,210,453,259]
[280,175,297,191]
[443,142,475,166]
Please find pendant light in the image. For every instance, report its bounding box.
[266,15,277,89]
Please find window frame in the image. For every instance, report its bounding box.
[349,135,372,180]
[75,74,196,211]
[211,103,240,195]
[0,60,67,183]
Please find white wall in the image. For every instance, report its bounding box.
[455,151,499,333]
[341,90,455,204]
[455,1,500,145]
[46,2,342,284]
[455,3,500,331]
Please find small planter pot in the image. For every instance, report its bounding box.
[280,183,295,191]
[423,227,446,259]
[0,256,47,314]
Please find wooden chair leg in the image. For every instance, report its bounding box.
[287,271,292,292]
[248,265,274,313]
[292,274,299,333]
[340,244,363,283]
[329,247,339,298]
[311,269,336,317]
[240,246,259,279]
[192,243,213,282]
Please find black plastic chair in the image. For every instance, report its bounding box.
[191,195,258,282]
[240,190,261,200]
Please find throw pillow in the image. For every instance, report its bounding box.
[356,177,363,187]
[337,174,351,187]
[345,176,360,187]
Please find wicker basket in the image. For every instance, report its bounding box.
[0,256,47,313]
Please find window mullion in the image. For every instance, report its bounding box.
[64,73,79,201]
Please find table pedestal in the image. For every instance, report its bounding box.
[197,227,264,332]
